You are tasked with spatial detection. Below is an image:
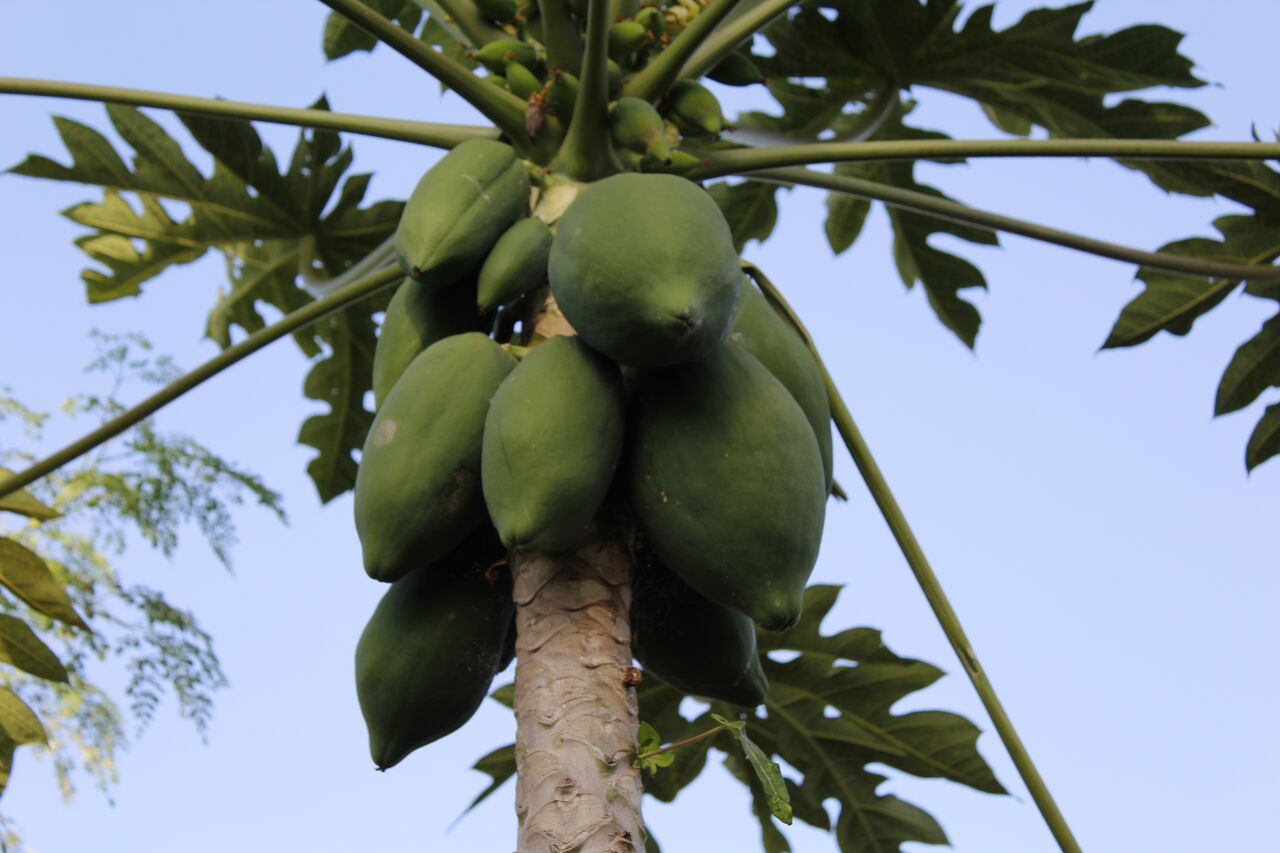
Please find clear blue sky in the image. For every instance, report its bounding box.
[1,2,1277,851]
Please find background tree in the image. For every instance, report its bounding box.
[2,1,1280,850]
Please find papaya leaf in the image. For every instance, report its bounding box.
[489,681,515,708]
[0,615,68,683]
[0,538,89,630]
[1246,403,1280,472]
[723,748,798,853]
[462,743,516,815]
[707,181,780,253]
[719,719,792,825]
[0,733,13,799]
[824,192,870,256]
[0,689,45,747]
[0,470,60,522]
[1215,313,1280,416]
[323,0,423,60]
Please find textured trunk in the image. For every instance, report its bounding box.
[513,536,645,853]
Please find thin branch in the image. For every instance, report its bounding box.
[742,261,1084,853]
[0,265,403,502]
[553,0,617,180]
[538,0,584,74]
[677,0,800,82]
[429,0,508,47]
[0,77,499,149]
[690,137,1280,180]
[316,0,531,148]
[742,166,1280,281]
[633,723,734,764]
[622,0,744,102]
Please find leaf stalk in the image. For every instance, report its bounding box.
[677,0,800,82]
[622,0,743,102]
[552,0,619,180]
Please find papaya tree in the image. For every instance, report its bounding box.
[1,1,1278,851]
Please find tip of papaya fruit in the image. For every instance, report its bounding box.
[755,606,801,633]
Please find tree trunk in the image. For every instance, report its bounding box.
[512,536,645,853]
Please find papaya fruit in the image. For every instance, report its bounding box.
[475,38,538,74]
[546,71,580,123]
[355,333,517,582]
[627,343,826,630]
[482,336,625,553]
[728,281,833,488]
[707,51,764,86]
[506,61,543,100]
[608,21,647,61]
[372,277,484,408]
[632,548,768,707]
[609,97,670,160]
[354,542,514,770]
[666,79,724,136]
[548,173,740,367]
[475,0,517,23]
[635,6,664,37]
[394,139,530,287]
[476,217,553,312]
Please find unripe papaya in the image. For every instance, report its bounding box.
[707,51,764,86]
[666,79,724,136]
[728,281,833,488]
[506,61,543,100]
[482,336,624,553]
[475,0,517,23]
[354,540,514,770]
[609,97,670,160]
[476,218,553,312]
[635,6,664,37]
[608,21,647,61]
[395,139,530,287]
[546,72,580,122]
[607,59,625,97]
[372,278,484,408]
[475,38,538,74]
[355,333,517,582]
[632,549,768,707]
[548,173,740,367]
[627,344,826,630]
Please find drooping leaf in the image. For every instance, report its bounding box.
[1245,403,1280,471]
[323,0,423,60]
[0,538,89,630]
[707,181,781,252]
[1215,313,1280,416]
[0,470,60,522]
[824,192,871,256]
[0,689,46,747]
[463,743,517,815]
[0,615,69,683]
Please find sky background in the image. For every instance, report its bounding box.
[1,1,1278,851]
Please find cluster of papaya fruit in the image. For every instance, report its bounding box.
[352,137,831,770]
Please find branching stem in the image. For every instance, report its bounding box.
[743,166,1280,281]
[677,0,800,82]
[0,266,403,502]
[0,77,498,149]
[553,0,618,180]
[742,261,1083,853]
[633,723,733,764]
[622,0,743,102]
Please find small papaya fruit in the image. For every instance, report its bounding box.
[666,79,724,136]
[627,343,826,630]
[635,6,664,37]
[354,541,514,770]
[548,173,740,367]
[707,51,764,86]
[355,333,517,582]
[609,97,670,160]
[608,21,648,61]
[546,71,580,122]
[506,61,543,100]
[482,336,625,553]
[476,217,553,312]
[372,278,484,408]
[728,281,833,488]
[632,549,768,707]
[607,59,625,97]
[475,0,518,23]
[395,139,530,287]
[475,38,538,74]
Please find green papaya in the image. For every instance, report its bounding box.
[476,38,538,74]
[476,217,553,312]
[354,544,514,770]
[372,278,484,408]
[546,71,580,122]
[666,79,724,136]
[482,336,624,553]
[635,6,664,37]
[707,51,764,86]
[548,173,740,367]
[609,97,670,160]
[395,139,530,287]
[627,344,826,630]
[475,0,517,23]
[506,61,543,100]
[607,59,625,97]
[728,281,833,488]
[608,21,648,61]
[355,333,517,582]
[632,549,768,707]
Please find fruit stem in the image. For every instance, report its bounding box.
[677,0,801,82]
[0,77,500,149]
[621,0,743,103]
[552,0,620,180]
[741,166,1280,282]
[538,0,584,75]
[690,137,1280,180]
[316,0,534,150]
[743,262,1084,853]
[0,265,403,502]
